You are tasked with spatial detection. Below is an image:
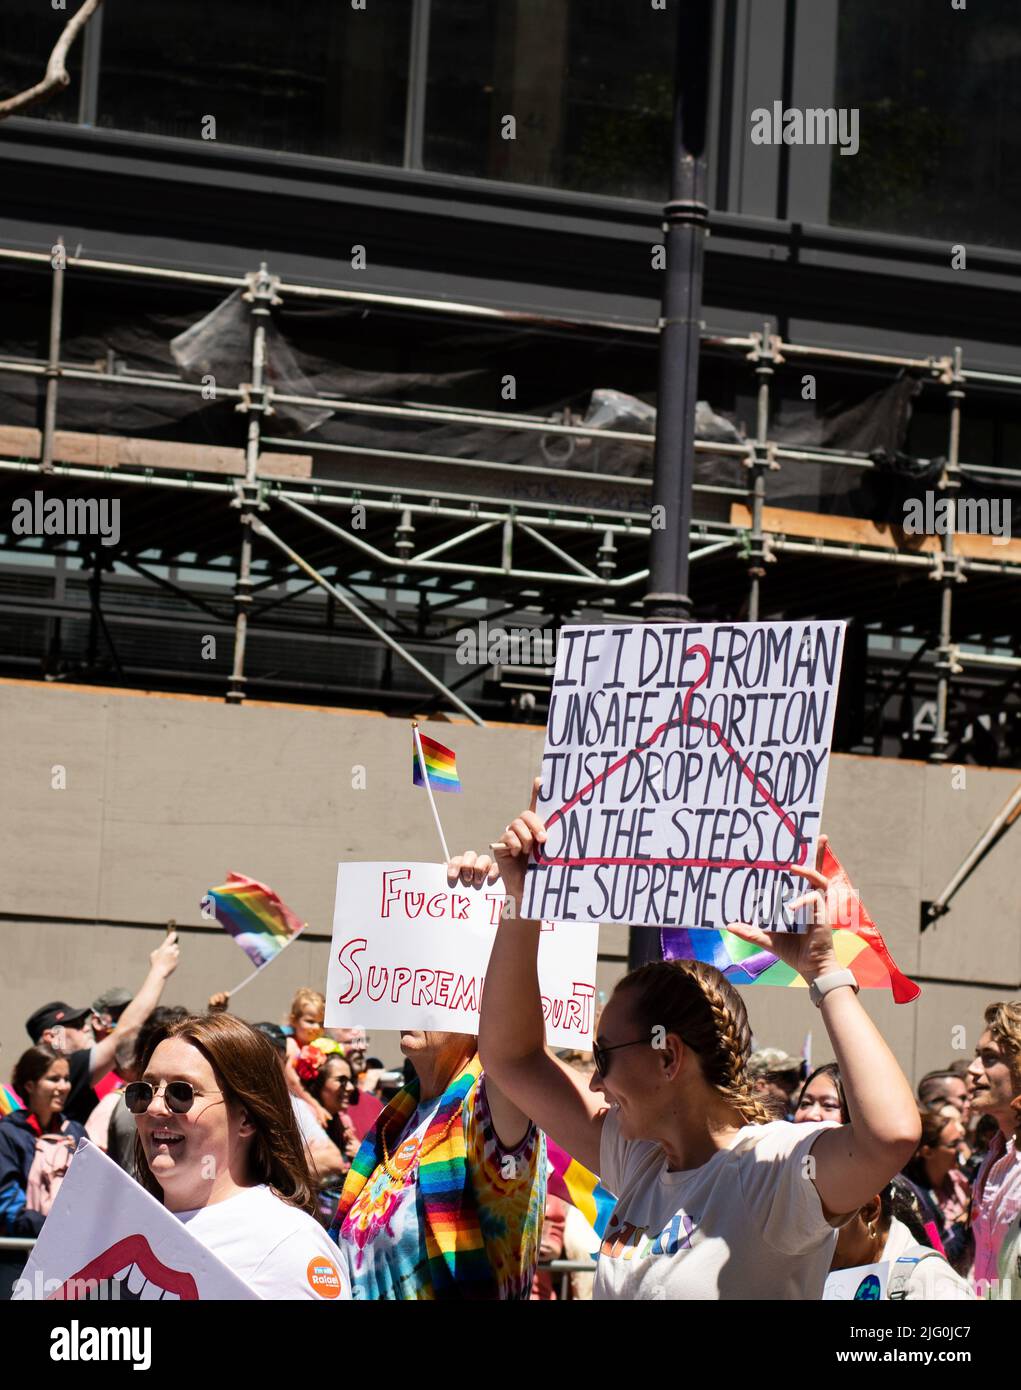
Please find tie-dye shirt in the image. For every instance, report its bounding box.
[337,1075,544,1300]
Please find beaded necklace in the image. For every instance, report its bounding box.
[378,1098,460,1184]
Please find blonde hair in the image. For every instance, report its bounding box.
[615,959,773,1127]
[288,988,325,1024]
[985,1001,1021,1071]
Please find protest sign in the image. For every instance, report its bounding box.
[325,862,598,1048]
[12,1139,257,1301]
[823,1261,889,1301]
[522,620,846,931]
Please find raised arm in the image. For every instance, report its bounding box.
[89,931,180,1081]
[452,778,607,1176]
[728,838,921,1217]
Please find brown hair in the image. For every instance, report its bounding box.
[985,1002,1021,1069]
[902,1107,960,1189]
[11,1044,66,1103]
[614,959,773,1126]
[133,1013,317,1217]
[288,988,325,1024]
[302,1052,353,1105]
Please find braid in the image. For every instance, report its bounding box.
[697,970,773,1127]
[618,957,772,1128]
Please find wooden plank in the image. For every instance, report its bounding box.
[730,503,1021,562]
[0,424,310,479]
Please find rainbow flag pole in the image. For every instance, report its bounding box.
[412,721,451,862]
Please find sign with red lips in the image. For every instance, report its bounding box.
[52,1234,200,1301]
[12,1139,257,1301]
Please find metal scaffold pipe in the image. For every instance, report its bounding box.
[247,515,486,726]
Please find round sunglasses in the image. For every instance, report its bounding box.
[124,1080,222,1115]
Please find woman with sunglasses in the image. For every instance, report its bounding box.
[130,1013,349,1300]
[900,1107,974,1275]
[297,1049,360,1168]
[458,782,921,1300]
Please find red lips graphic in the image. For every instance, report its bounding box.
[50,1233,200,1300]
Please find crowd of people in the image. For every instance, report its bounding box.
[1,796,1018,1301]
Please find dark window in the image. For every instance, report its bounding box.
[0,1,84,124]
[424,0,678,199]
[96,0,411,165]
[830,0,1021,249]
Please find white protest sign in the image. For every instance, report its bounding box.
[325,862,598,1048]
[522,620,846,931]
[823,1261,889,1301]
[13,1139,258,1300]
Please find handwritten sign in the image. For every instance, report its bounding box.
[13,1140,257,1301]
[325,862,598,1048]
[522,620,846,931]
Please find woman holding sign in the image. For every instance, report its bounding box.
[460,783,921,1300]
[131,1013,350,1300]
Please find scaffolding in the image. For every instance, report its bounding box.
[1,244,1019,756]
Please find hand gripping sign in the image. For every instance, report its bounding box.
[522,620,846,932]
[325,862,599,1049]
[13,1140,257,1301]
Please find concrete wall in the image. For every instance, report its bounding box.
[2,679,1018,1088]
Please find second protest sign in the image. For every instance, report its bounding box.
[325,862,598,1049]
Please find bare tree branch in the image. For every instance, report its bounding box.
[0,0,104,121]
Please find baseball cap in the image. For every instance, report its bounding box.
[747,1047,803,1078]
[91,986,134,1019]
[26,1001,91,1044]
[252,1022,287,1056]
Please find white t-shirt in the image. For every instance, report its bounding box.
[882,1218,973,1300]
[594,1113,844,1300]
[177,1184,350,1300]
[291,1095,330,1148]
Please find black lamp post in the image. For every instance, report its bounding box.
[629,0,714,972]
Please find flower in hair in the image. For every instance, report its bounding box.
[295,1044,327,1083]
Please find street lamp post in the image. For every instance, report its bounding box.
[629,0,714,972]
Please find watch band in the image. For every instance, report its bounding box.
[808,968,860,1008]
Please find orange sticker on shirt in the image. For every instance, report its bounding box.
[307,1256,343,1299]
[391,1136,421,1176]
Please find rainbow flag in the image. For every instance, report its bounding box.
[662,845,920,1004]
[1,1083,22,1117]
[413,732,462,793]
[201,873,306,970]
[546,1137,616,1240]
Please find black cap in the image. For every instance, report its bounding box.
[252,1022,287,1056]
[26,1001,91,1044]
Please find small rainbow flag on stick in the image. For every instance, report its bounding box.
[1,1083,22,1117]
[412,722,461,861]
[547,1137,616,1241]
[662,844,920,1004]
[201,873,307,996]
[412,730,462,793]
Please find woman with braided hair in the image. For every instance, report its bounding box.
[456,779,921,1300]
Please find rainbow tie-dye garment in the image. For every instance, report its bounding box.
[330,1056,545,1300]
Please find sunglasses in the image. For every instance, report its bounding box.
[592,1037,651,1078]
[124,1081,221,1115]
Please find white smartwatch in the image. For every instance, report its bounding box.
[808,968,859,1008]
